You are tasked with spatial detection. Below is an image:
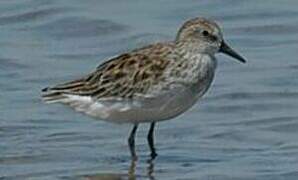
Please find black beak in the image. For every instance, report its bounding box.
[219,40,246,63]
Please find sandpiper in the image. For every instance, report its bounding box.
[42,17,246,160]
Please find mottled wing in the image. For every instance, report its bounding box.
[42,43,173,102]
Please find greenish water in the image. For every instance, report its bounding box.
[1,0,298,179]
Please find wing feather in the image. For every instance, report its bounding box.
[42,43,173,103]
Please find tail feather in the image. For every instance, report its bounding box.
[41,78,88,103]
[44,79,85,91]
[41,89,67,103]
[41,72,100,103]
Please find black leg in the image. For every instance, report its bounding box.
[128,124,138,160]
[147,122,157,159]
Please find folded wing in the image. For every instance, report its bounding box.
[42,43,173,105]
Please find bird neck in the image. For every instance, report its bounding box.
[164,45,217,85]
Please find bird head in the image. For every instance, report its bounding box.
[176,17,246,63]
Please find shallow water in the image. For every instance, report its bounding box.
[1,0,298,179]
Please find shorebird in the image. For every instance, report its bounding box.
[42,17,246,160]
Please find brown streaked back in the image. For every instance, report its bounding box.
[42,42,174,102]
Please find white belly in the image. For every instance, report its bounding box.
[62,79,213,124]
[98,85,201,123]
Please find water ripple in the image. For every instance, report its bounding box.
[34,17,130,39]
[230,23,298,35]
[0,57,28,70]
[213,11,298,21]
[0,7,67,26]
[1,0,298,179]
[208,91,298,101]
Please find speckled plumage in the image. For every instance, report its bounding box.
[43,43,173,100]
[42,17,246,159]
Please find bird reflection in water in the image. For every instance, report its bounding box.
[83,158,155,180]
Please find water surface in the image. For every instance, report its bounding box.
[1,0,298,179]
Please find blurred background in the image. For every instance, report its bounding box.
[1,0,298,179]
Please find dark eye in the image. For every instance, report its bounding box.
[202,30,209,36]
